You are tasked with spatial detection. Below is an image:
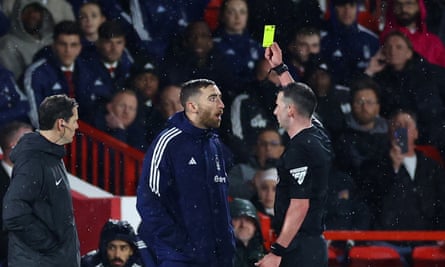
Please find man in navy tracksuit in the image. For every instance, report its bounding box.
[136,79,235,267]
[23,21,113,127]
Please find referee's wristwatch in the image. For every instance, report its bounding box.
[270,242,287,257]
[270,63,289,76]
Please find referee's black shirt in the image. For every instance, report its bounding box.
[273,124,332,248]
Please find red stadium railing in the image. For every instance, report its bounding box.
[64,121,145,195]
[324,230,445,241]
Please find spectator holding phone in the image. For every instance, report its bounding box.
[362,109,445,267]
[364,30,445,145]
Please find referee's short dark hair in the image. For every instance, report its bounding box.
[281,82,317,119]
[180,79,216,108]
[38,95,78,130]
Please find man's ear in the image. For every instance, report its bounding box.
[186,101,198,113]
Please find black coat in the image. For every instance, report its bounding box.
[3,132,80,266]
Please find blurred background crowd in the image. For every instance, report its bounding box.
[1,0,445,266]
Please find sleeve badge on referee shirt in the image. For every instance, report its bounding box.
[290,166,308,185]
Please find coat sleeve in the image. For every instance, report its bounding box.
[136,145,190,252]
[2,158,58,252]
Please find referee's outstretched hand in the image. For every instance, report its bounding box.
[255,252,281,267]
[264,42,283,68]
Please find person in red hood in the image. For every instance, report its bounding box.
[381,0,445,67]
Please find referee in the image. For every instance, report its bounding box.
[255,43,332,267]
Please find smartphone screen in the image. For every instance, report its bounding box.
[394,127,408,154]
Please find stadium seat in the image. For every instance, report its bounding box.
[349,246,402,267]
[412,246,445,267]
[328,245,343,267]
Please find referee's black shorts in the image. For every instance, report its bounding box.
[280,235,327,267]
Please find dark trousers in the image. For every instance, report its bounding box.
[280,235,327,267]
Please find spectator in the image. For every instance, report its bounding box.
[321,0,379,86]
[127,60,161,145]
[158,84,183,119]
[364,30,445,144]
[250,168,279,250]
[3,94,80,267]
[136,79,235,267]
[364,110,445,266]
[143,84,184,145]
[3,0,75,24]
[0,0,54,80]
[221,58,281,164]
[213,0,264,84]
[160,21,238,103]
[0,64,31,125]
[381,0,445,67]
[334,76,389,189]
[77,1,106,50]
[250,58,282,115]
[81,219,152,267]
[251,168,278,218]
[81,21,134,92]
[230,198,265,267]
[284,27,322,82]
[303,59,351,140]
[228,128,284,199]
[127,0,212,61]
[24,20,113,126]
[324,168,371,266]
[0,121,32,266]
[93,89,148,151]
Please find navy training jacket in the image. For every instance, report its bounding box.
[136,111,235,267]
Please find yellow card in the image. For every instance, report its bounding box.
[262,25,275,47]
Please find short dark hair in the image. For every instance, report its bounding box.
[38,95,78,130]
[53,20,82,41]
[98,21,125,40]
[350,76,381,102]
[389,109,418,127]
[0,121,32,150]
[383,30,414,51]
[281,82,317,118]
[180,79,216,107]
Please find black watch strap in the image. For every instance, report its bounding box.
[270,242,286,257]
[270,63,289,76]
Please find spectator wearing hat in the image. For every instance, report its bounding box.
[321,0,379,86]
[250,168,279,251]
[127,60,165,145]
[250,168,278,219]
[230,198,266,267]
[81,219,154,267]
[303,58,351,140]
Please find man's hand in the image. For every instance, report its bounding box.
[105,112,125,129]
[264,42,284,68]
[255,253,281,267]
[364,48,386,76]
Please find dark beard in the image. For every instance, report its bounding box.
[396,12,418,27]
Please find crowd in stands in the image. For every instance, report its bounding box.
[1,0,445,266]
